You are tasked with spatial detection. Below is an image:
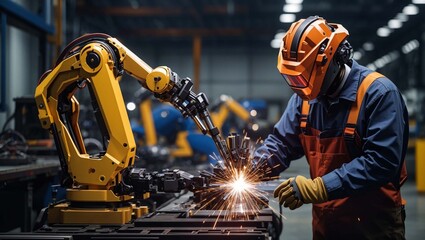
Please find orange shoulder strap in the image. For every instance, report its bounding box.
[300,100,310,129]
[344,72,385,136]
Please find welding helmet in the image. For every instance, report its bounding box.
[277,16,352,100]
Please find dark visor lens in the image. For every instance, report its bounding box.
[281,74,309,88]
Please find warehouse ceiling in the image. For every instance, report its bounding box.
[74,0,425,60]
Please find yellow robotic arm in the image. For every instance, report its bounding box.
[35,34,153,190]
[34,33,230,224]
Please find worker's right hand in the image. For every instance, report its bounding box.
[274,175,328,210]
[273,178,304,210]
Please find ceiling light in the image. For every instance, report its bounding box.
[363,42,374,51]
[271,39,282,48]
[402,39,420,54]
[375,59,385,68]
[413,0,425,4]
[388,19,403,29]
[274,31,286,40]
[411,40,420,48]
[283,4,303,13]
[286,0,303,4]
[377,27,391,37]
[395,13,408,22]
[403,4,419,15]
[353,51,362,60]
[280,13,296,23]
[371,51,400,69]
[382,55,391,64]
[367,63,377,71]
[126,102,136,111]
[402,44,412,54]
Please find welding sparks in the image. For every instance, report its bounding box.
[196,159,270,222]
[194,136,279,224]
[228,173,251,194]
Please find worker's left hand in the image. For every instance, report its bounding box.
[273,175,328,210]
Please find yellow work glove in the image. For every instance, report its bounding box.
[273,175,328,210]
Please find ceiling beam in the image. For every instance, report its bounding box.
[79,5,249,17]
[90,7,183,16]
[119,28,274,37]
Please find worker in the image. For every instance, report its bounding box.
[254,16,408,239]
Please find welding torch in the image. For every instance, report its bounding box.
[149,69,231,163]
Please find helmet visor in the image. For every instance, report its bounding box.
[278,40,323,89]
[281,73,309,88]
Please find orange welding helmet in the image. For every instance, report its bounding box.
[277,16,352,100]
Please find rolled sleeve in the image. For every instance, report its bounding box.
[322,171,343,193]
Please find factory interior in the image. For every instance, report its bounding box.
[0,0,425,239]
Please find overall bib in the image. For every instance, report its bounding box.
[299,72,407,240]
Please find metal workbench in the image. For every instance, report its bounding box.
[0,191,282,239]
[0,158,60,183]
[0,157,61,232]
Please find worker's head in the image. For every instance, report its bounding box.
[277,16,352,100]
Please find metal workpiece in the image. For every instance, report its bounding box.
[135,209,276,229]
[225,133,251,168]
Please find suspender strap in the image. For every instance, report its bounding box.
[298,72,385,158]
[300,71,384,140]
[300,100,310,130]
[344,72,385,139]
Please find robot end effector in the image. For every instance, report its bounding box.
[145,67,231,162]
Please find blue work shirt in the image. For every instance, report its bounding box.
[254,60,408,200]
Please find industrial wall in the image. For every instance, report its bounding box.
[1,37,292,130]
[0,0,42,129]
[7,27,39,103]
[119,43,292,123]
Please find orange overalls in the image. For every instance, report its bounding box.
[299,72,407,239]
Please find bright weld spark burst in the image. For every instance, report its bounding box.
[229,173,250,195]
[195,138,281,226]
[199,162,267,222]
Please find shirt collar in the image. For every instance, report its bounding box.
[309,60,362,104]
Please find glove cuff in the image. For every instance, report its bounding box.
[291,176,328,204]
[313,177,328,203]
[291,177,302,200]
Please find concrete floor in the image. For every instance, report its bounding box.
[268,158,425,240]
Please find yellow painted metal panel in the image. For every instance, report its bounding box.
[416,138,425,192]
